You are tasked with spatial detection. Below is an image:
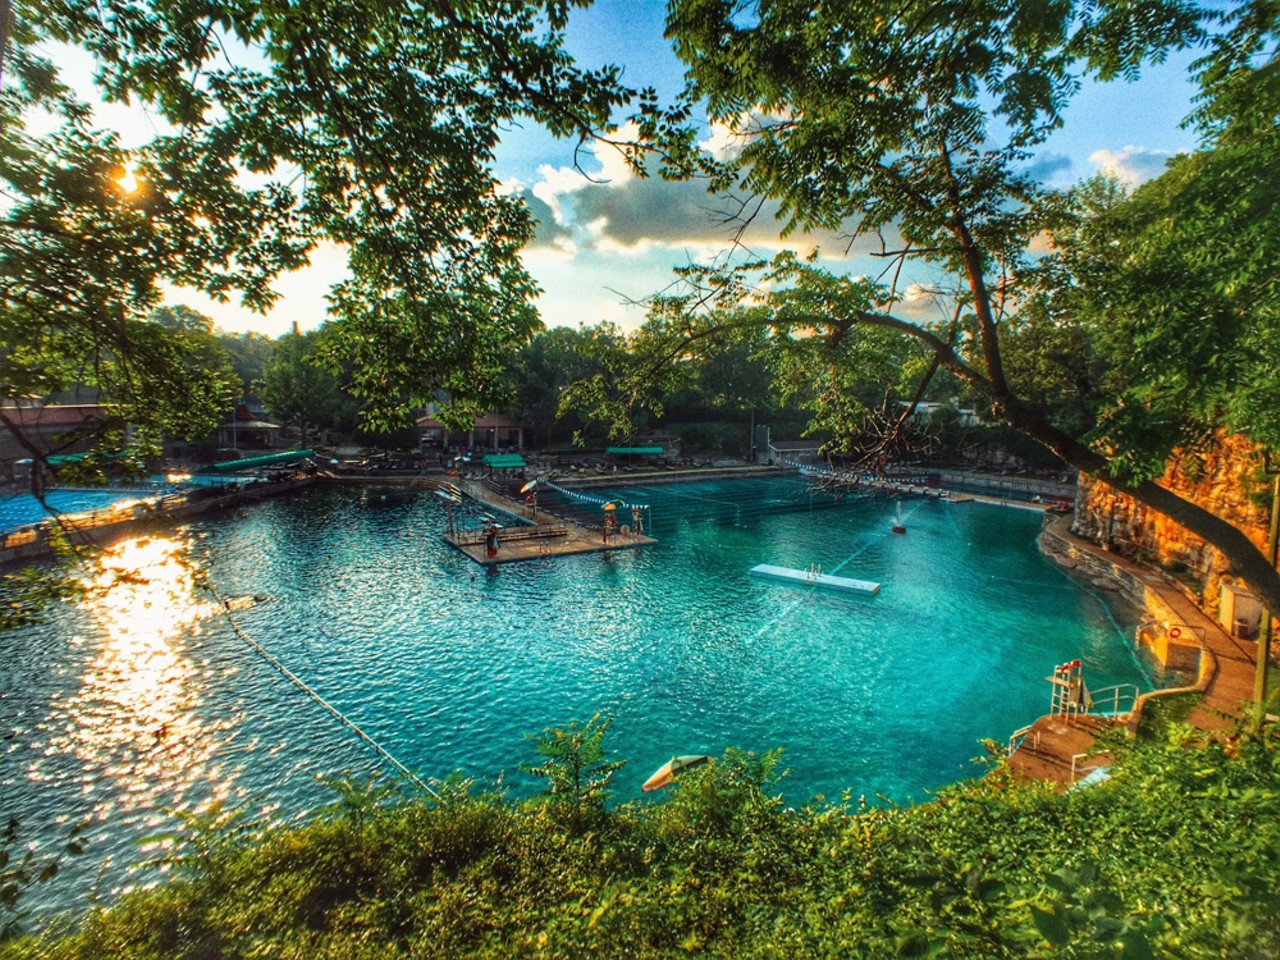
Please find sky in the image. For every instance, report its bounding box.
[45,0,1206,338]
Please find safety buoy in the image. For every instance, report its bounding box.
[525,495,535,506]
[1169,625,1182,640]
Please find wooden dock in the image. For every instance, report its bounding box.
[1006,714,1117,788]
[443,480,655,567]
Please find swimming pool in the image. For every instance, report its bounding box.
[0,476,1155,915]
[0,489,157,533]
[0,476,264,535]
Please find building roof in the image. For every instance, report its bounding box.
[220,419,280,430]
[482,453,527,469]
[196,449,314,474]
[416,412,523,430]
[0,404,110,429]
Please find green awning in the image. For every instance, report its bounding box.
[46,453,87,465]
[196,449,314,474]
[482,454,526,469]
[606,446,664,455]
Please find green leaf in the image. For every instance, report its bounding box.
[1031,903,1070,945]
[1120,931,1155,960]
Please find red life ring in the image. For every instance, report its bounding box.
[1169,626,1182,640]
[525,495,535,505]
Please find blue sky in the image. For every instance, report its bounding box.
[49,0,1206,337]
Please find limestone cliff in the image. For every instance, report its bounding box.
[1071,433,1273,610]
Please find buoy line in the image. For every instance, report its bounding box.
[206,584,439,800]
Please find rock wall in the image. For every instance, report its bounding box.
[1071,433,1272,610]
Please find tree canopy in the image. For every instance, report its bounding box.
[259,330,344,444]
[1,0,642,463]
[584,0,1280,608]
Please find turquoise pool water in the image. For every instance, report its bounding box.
[0,477,1152,914]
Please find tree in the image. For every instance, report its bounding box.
[508,324,631,447]
[219,331,274,393]
[521,713,624,834]
[260,331,343,445]
[609,0,1280,611]
[1,0,641,474]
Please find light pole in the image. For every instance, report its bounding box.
[1253,475,1279,727]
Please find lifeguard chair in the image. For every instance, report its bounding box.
[1048,659,1093,720]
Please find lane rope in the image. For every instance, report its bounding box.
[208,585,439,800]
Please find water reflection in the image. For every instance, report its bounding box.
[38,536,233,887]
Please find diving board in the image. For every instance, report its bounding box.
[749,564,881,596]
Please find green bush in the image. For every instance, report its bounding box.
[5,723,1279,959]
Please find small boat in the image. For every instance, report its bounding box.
[642,754,711,792]
[891,524,906,534]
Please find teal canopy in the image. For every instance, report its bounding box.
[482,454,526,469]
[47,450,136,465]
[196,449,314,474]
[606,446,663,456]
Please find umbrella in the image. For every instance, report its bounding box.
[642,755,711,792]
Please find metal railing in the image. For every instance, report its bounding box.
[450,523,569,547]
[1007,723,1040,758]
[1088,683,1140,717]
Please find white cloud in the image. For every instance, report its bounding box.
[903,283,935,305]
[531,163,591,223]
[158,240,349,336]
[698,116,753,162]
[594,121,642,184]
[495,177,525,197]
[1089,146,1174,188]
[596,235,659,257]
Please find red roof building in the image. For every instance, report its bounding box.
[416,412,524,451]
[0,402,112,462]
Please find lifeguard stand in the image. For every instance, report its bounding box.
[1048,659,1092,719]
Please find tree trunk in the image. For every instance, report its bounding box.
[0,0,12,90]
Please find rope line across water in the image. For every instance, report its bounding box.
[208,585,439,800]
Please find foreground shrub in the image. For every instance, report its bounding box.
[3,722,1279,958]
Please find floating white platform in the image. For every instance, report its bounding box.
[749,564,881,596]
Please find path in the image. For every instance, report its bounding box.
[1007,514,1264,787]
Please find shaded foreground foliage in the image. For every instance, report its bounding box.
[6,726,1280,959]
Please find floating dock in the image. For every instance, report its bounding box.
[748,564,880,596]
[444,479,655,566]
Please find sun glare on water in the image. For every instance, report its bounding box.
[38,536,238,885]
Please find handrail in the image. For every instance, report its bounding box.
[1007,723,1039,758]
[450,524,568,546]
[1088,682,1141,717]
